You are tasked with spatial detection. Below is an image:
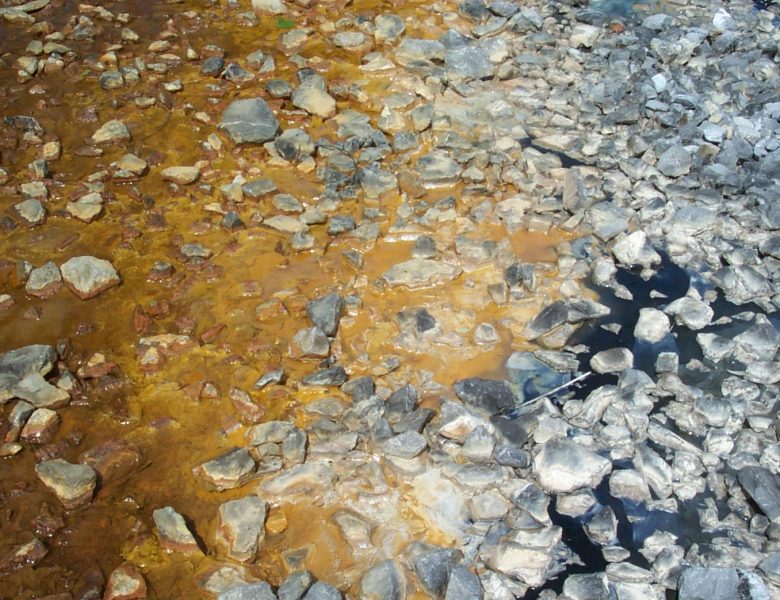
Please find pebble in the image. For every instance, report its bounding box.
[35,459,97,509]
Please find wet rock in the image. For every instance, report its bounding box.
[590,348,633,374]
[261,463,336,495]
[383,259,461,289]
[153,506,201,554]
[445,46,492,81]
[278,571,312,600]
[523,301,568,340]
[633,308,671,344]
[411,469,470,540]
[677,567,769,600]
[416,152,462,186]
[656,144,691,178]
[664,296,713,331]
[79,439,143,484]
[454,378,516,415]
[60,256,120,299]
[333,509,375,551]
[216,496,267,562]
[612,232,660,268]
[91,120,131,144]
[562,573,608,600]
[161,166,200,184]
[21,408,60,443]
[396,38,445,64]
[246,421,295,445]
[265,215,307,234]
[411,545,459,597]
[220,98,280,144]
[0,537,47,575]
[360,560,405,600]
[67,192,104,223]
[306,293,344,337]
[445,566,482,600]
[533,438,611,493]
[292,75,336,118]
[375,14,405,43]
[384,431,427,459]
[195,448,256,490]
[104,563,147,600]
[14,198,46,226]
[115,153,148,176]
[303,582,342,600]
[252,0,286,14]
[292,327,330,358]
[25,261,62,298]
[301,366,347,386]
[218,582,276,600]
[738,466,780,523]
[35,459,97,509]
[358,164,398,199]
[609,469,651,503]
[334,31,366,49]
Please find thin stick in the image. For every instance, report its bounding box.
[524,371,592,404]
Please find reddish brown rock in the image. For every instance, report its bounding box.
[32,502,65,538]
[104,563,147,600]
[74,567,104,600]
[79,439,143,485]
[20,408,61,443]
[0,537,47,575]
[229,387,265,424]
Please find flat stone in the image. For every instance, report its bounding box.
[14,198,46,226]
[0,537,47,575]
[359,560,405,600]
[105,563,147,600]
[411,545,459,598]
[383,259,461,289]
[25,262,62,298]
[261,463,336,496]
[664,296,713,331]
[292,75,336,118]
[656,144,691,177]
[533,438,612,493]
[220,98,280,144]
[60,256,120,299]
[265,215,307,233]
[301,366,347,386]
[384,431,427,459]
[292,327,330,358]
[374,14,405,43]
[739,466,780,523]
[334,31,366,48]
[677,567,770,600]
[35,459,97,510]
[445,566,482,600]
[13,372,69,408]
[161,166,200,184]
[66,192,103,223]
[333,509,375,551]
[115,153,148,175]
[303,582,342,600]
[153,506,201,554]
[634,308,670,344]
[612,232,660,268]
[195,448,256,490]
[79,439,143,484]
[20,407,60,443]
[454,378,516,416]
[523,301,568,340]
[416,151,462,186]
[590,348,633,374]
[216,496,267,562]
[91,120,131,144]
[252,0,286,14]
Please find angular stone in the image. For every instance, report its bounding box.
[79,439,143,484]
[333,509,375,551]
[13,373,69,408]
[195,448,256,490]
[216,496,267,562]
[60,256,120,300]
[292,327,330,358]
[292,75,336,118]
[533,438,611,493]
[306,293,344,337]
[14,198,46,226]
[656,144,691,178]
[590,348,633,374]
[384,431,427,459]
[634,308,671,344]
[66,192,103,223]
[35,459,97,510]
[445,566,482,600]
[375,14,405,43]
[0,537,47,575]
[738,466,780,523]
[416,151,461,186]
[412,545,459,598]
[523,301,568,340]
[360,560,405,600]
[383,259,461,289]
[664,296,713,331]
[161,166,200,184]
[252,0,286,14]
[21,408,60,443]
[301,366,347,387]
[153,506,201,554]
[677,567,769,600]
[91,120,131,144]
[454,378,516,416]
[25,261,62,298]
[261,463,336,496]
[612,232,660,268]
[303,582,342,600]
[219,582,276,600]
[220,98,279,144]
[104,563,147,600]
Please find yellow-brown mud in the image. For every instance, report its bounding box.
[0,0,571,597]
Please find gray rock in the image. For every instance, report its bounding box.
[303,582,342,600]
[523,301,568,340]
[664,296,713,331]
[60,256,121,299]
[739,466,780,523]
[243,178,277,198]
[677,567,770,600]
[395,38,445,64]
[633,308,670,344]
[445,46,492,81]
[383,259,461,289]
[612,232,660,268]
[411,545,460,597]
[279,571,313,600]
[292,327,330,358]
[35,459,97,509]
[14,198,46,226]
[334,31,366,48]
[332,509,375,551]
[216,496,267,562]
[219,583,276,600]
[358,164,398,199]
[375,14,405,43]
[153,506,201,553]
[301,366,347,386]
[360,560,405,600]
[220,98,280,144]
[416,152,462,186]
[91,119,131,144]
[656,144,691,177]
[562,573,609,600]
[590,348,633,374]
[445,566,482,600]
[384,431,427,459]
[162,166,201,184]
[261,463,335,496]
[533,438,612,493]
[454,378,516,415]
[252,0,286,14]
[195,448,256,490]
[307,294,344,337]
[0,344,56,384]
[13,373,69,408]
[202,56,225,76]
[292,75,336,118]
[25,261,62,298]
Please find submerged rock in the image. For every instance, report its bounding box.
[35,459,97,509]
[533,438,611,493]
[383,259,461,289]
[220,98,279,144]
[216,496,267,562]
[153,506,201,554]
[60,256,121,299]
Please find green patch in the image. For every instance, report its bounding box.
[276,17,295,29]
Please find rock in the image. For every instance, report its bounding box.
[570,23,600,47]
[358,164,398,199]
[79,439,143,484]
[91,120,131,144]
[382,259,461,289]
[0,345,56,396]
[445,566,482,600]
[13,373,69,408]
[278,571,313,600]
[104,563,147,600]
[677,567,770,600]
[25,262,62,298]
[738,466,780,523]
[219,583,276,600]
[656,144,691,178]
[333,509,375,551]
[161,166,200,184]
[303,582,342,600]
[445,46,492,81]
[633,308,671,344]
[115,153,148,175]
[252,0,286,14]
[0,537,48,575]
[292,327,330,358]
[60,256,121,299]
[220,98,280,144]
[360,560,405,600]
[384,431,427,459]
[410,469,469,540]
[454,378,516,415]
[20,408,60,443]
[395,38,445,64]
[14,198,46,226]
[261,463,335,496]
[523,301,568,340]
[612,232,660,268]
[67,192,103,223]
[664,296,713,331]
[533,438,611,493]
[194,448,256,490]
[412,546,459,597]
[216,496,267,562]
[35,459,97,510]
[306,294,344,337]
[562,573,609,600]
[265,215,307,233]
[416,151,462,186]
[334,31,366,48]
[301,366,347,386]
[292,75,336,118]
[609,469,651,503]
[590,348,633,374]
[153,507,201,554]
[374,14,405,43]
